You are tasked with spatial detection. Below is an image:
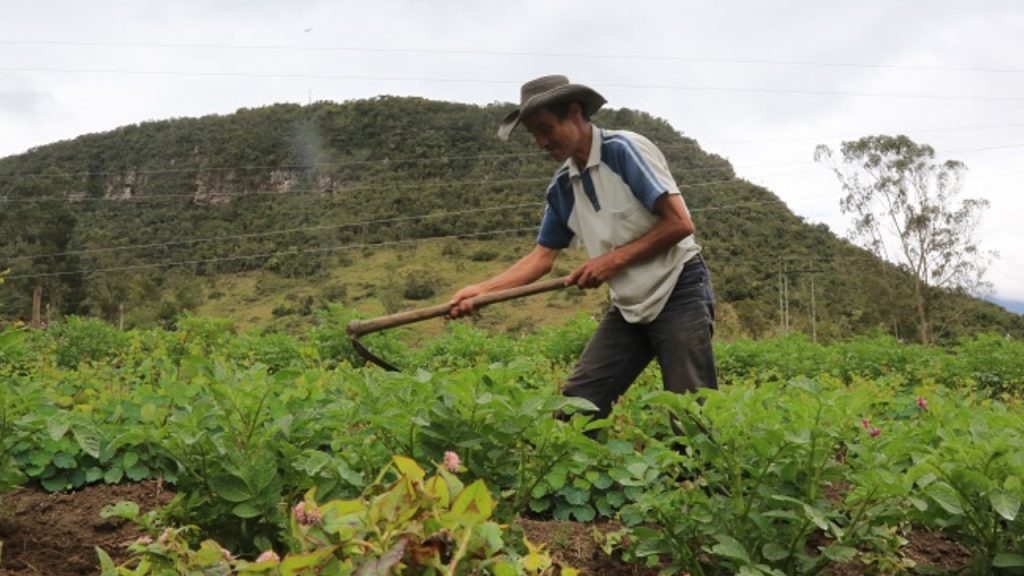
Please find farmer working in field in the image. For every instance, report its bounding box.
[449,75,718,421]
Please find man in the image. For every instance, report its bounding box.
[449,74,717,421]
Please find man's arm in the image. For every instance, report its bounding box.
[448,244,561,317]
[567,192,693,289]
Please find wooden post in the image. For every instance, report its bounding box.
[32,283,42,328]
[119,303,125,330]
[810,276,817,344]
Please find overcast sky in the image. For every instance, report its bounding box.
[2,1,1022,308]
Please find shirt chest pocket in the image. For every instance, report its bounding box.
[604,199,655,245]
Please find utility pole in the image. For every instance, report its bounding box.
[780,260,825,340]
[778,259,786,334]
[810,275,817,343]
[32,283,42,328]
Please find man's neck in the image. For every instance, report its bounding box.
[570,123,593,170]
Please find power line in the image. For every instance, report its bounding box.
[0,202,546,262]
[0,192,825,274]
[705,121,1024,145]
[0,176,554,203]
[2,40,1020,74]
[0,192,809,264]
[2,67,1023,103]
[3,226,541,280]
[0,167,819,205]
[0,150,550,179]
[5,121,1023,182]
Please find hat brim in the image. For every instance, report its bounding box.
[497,84,606,141]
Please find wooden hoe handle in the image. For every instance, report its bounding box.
[346,276,570,338]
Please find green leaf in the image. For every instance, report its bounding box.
[101,501,140,520]
[72,425,101,458]
[279,547,337,576]
[47,418,70,441]
[493,561,517,576]
[355,539,407,576]
[122,452,139,469]
[233,502,262,518]
[993,553,1024,568]
[561,486,589,506]
[570,504,595,522]
[822,544,858,562]
[711,534,750,564]
[104,466,124,484]
[41,474,68,492]
[606,440,634,456]
[762,542,789,561]
[297,450,331,476]
[85,466,104,483]
[605,491,626,508]
[989,489,1020,521]
[210,474,253,503]
[392,456,425,483]
[125,464,150,481]
[52,451,77,469]
[926,482,964,515]
[802,503,830,530]
[449,480,493,524]
[96,547,118,576]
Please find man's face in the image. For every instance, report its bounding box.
[522,107,583,163]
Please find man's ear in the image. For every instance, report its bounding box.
[568,101,584,120]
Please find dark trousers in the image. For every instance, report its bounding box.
[562,258,718,419]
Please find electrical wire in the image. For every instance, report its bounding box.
[3,226,541,280]
[2,39,1021,74]
[2,67,1022,103]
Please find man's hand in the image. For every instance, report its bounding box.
[566,251,624,289]
[448,284,486,318]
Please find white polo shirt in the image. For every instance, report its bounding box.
[537,127,700,323]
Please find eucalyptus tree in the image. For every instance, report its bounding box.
[815,135,993,344]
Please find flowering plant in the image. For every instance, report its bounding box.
[99,454,577,575]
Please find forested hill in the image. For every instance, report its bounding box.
[1,97,1020,341]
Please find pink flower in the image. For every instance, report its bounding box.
[293,501,321,525]
[444,451,461,473]
[222,548,234,562]
[157,528,173,546]
[861,419,871,429]
[256,550,280,563]
[917,396,928,411]
[133,535,153,545]
[304,506,322,525]
[869,427,881,438]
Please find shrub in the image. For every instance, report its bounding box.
[49,316,129,368]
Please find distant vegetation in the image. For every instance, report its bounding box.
[1,97,1020,341]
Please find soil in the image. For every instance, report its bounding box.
[0,481,972,576]
[0,480,173,576]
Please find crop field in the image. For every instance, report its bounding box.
[1,315,1023,575]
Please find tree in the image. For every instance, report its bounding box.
[815,135,993,344]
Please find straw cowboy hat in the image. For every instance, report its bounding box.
[497,75,607,141]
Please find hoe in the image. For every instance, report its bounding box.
[347,276,569,371]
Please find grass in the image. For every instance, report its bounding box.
[193,237,609,338]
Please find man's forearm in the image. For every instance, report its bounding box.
[478,246,558,292]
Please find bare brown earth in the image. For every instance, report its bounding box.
[0,481,971,576]
[0,481,173,576]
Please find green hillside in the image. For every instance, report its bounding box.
[1,97,1020,341]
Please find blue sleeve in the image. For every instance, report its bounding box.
[537,204,573,249]
[603,134,678,212]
